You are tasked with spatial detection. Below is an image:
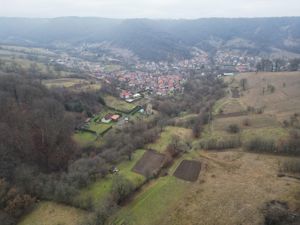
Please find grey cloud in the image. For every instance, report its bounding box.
[0,0,299,18]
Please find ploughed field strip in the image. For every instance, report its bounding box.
[173,160,201,182]
[132,150,165,176]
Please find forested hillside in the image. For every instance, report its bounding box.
[1,17,300,61]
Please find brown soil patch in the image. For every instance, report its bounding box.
[173,160,201,182]
[132,150,165,177]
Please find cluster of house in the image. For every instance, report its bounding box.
[214,51,261,72]
[101,113,121,123]
[116,72,184,97]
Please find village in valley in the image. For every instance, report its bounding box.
[10,43,292,148]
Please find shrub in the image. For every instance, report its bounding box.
[227,124,240,133]
[277,136,300,155]
[79,198,117,225]
[244,137,276,153]
[267,84,275,93]
[243,118,251,126]
[199,137,241,150]
[53,182,77,204]
[111,175,134,204]
[279,159,300,173]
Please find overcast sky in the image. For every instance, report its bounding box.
[1,0,300,19]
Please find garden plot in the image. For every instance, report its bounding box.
[132,150,166,177]
[173,160,201,182]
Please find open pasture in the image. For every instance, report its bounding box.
[43,78,90,88]
[104,95,137,113]
[160,151,300,225]
[233,72,300,121]
[212,114,280,131]
[213,98,246,116]
[147,126,192,153]
[18,201,88,225]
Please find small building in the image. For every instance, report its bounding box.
[120,90,132,99]
[111,114,120,122]
[223,73,235,76]
[101,113,113,123]
[133,93,142,99]
[125,98,135,103]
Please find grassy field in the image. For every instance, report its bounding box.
[73,131,98,147]
[147,126,192,153]
[160,151,300,225]
[111,176,187,225]
[213,97,246,115]
[18,201,88,225]
[230,71,300,121]
[43,78,90,88]
[88,122,112,135]
[77,150,146,205]
[104,95,136,112]
[43,78,102,92]
[0,45,56,56]
[104,64,122,73]
[202,112,290,148]
[110,151,197,225]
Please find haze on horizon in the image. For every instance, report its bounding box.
[1,0,300,19]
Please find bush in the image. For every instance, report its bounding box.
[79,198,117,225]
[111,175,134,204]
[279,159,300,173]
[53,182,77,204]
[198,137,241,150]
[243,118,251,126]
[227,124,240,133]
[244,137,276,153]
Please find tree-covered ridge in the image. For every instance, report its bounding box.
[1,17,300,61]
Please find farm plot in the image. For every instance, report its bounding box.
[43,78,90,88]
[104,95,137,113]
[132,150,165,177]
[173,160,201,182]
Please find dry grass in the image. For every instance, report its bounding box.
[43,78,90,88]
[147,126,192,153]
[18,201,88,225]
[234,72,300,121]
[213,98,246,115]
[160,151,300,225]
[213,114,280,131]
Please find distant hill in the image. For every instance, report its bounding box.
[1,17,300,61]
